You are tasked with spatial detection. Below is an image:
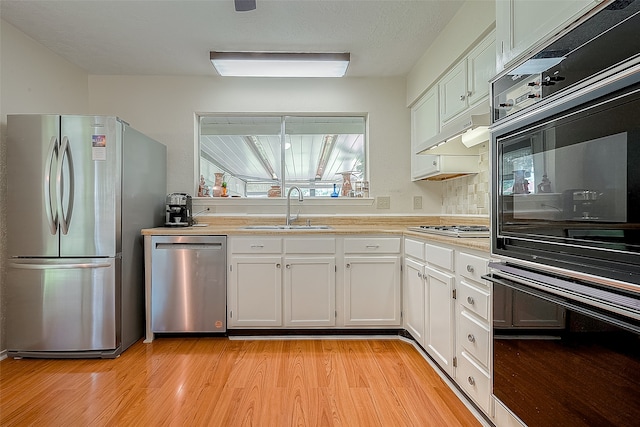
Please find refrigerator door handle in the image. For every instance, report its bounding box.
[44,136,59,235]
[56,136,75,235]
[9,261,112,270]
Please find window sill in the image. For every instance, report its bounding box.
[192,196,375,207]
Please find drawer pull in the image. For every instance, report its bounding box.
[466,264,474,273]
[467,376,475,386]
[366,245,380,249]
[250,244,265,248]
[467,296,475,305]
[467,334,475,343]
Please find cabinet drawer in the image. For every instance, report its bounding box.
[344,237,401,254]
[230,237,282,254]
[404,238,425,260]
[458,310,490,367]
[285,238,335,254]
[458,280,490,321]
[457,351,491,414]
[458,252,488,284]
[425,244,454,271]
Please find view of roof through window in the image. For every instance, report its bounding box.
[199,115,366,197]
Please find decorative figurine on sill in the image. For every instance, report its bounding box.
[537,174,552,193]
[198,174,206,197]
[331,183,339,197]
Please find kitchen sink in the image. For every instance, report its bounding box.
[241,225,332,230]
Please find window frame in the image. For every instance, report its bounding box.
[196,113,370,200]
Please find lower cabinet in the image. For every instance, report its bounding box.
[424,265,455,376]
[228,235,401,329]
[228,255,283,327]
[455,250,492,415]
[403,237,493,416]
[343,237,402,326]
[404,258,426,343]
[284,256,336,327]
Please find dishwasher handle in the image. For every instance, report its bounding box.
[155,242,224,250]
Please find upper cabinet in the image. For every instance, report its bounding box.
[440,34,496,124]
[495,0,601,73]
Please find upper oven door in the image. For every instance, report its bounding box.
[491,68,640,284]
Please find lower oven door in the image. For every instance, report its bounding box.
[486,265,640,427]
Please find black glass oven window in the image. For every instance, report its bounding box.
[497,85,640,253]
[494,282,640,427]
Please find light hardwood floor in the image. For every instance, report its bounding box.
[0,338,481,426]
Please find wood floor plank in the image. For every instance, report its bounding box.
[0,337,482,426]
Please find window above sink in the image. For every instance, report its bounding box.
[197,114,368,199]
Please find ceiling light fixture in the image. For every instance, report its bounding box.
[210,52,350,77]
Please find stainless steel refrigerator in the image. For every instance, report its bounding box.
[6,115,166,358]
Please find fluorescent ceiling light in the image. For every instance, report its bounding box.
[210,52,350,77]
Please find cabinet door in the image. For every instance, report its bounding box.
[424,266,455,376]
[404,258,426,345]
[284,256,336,327]
[439,60,468,123]
[411,87,440,180]
[344,256,401,326]
[228,256,282,327]
[466,33,496,108]
[496,0,596,71]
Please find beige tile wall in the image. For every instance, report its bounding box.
[442,143,490,215]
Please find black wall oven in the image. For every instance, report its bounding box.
[489,1,640,425]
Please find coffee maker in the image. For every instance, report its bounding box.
[165,193,193,226]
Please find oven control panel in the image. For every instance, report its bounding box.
[495,74,543,119]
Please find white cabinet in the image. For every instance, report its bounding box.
[228,236,336,328]
[343,237,402,326]
[455,250,492,414]
[440,60,468,123]
[439,32,496,125]
[411,31,495,159]
[424,264,455,376]
[496,0,599,72]
[284,237,336,327]
[411,86,439,180]
[228,237,283,327]
[404,258,426,344]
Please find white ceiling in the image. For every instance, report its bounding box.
[0,0,465,77]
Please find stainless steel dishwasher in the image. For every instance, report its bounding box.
[151,235,227,333]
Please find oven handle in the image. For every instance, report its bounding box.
[484,272,640,334]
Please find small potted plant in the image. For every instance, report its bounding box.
[221,180,228,197]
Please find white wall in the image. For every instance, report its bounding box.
[0,20,90,353]
[88,75,443,215]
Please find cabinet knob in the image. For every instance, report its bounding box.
[276,263,281,269]
[286,264,291,269]
[467,296,475,305]
[346,263,351,268]
[417,272,423,279]
[467,334,475,343]
[467,376,475,386]
[432,160,437,166]
[466,264,474,273]
[459,94,466,101]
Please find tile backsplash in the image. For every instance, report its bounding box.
[442,143,490,215]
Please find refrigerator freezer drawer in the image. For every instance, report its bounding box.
[6,258,118,353]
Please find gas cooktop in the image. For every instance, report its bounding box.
[407,225,490,238]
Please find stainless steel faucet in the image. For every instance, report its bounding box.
[286,186,303,226]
